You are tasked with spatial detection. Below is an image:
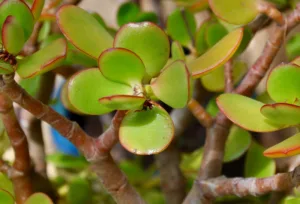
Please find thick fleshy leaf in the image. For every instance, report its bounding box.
[286,34,300,60]
[0,61,14,74]
[180,147,203,179]
[65,43,97,67]
[245,141,276,178]
[25,193,53,204]
[205,22,228,47]
[234,26,253,56]
[209,0,259,25]
[57,5,113,59]
[134,12,158,24]
[46,153,88,169]
[201,61,247,92]
[0,0,34,42]
[98,48,145,86]
[292,56,300,67]
[261,103,300,126]
[31,0,45,20]
[0,189,14,204]
[206,97,219,117]
[166,8,196,46]
[264,133,300,158]
[67,178,92,204]
[195,20,209,55]
[267,64,300,103]
[17,38,67,78]
[189,28,243,78]
[171,41,185,61]
[217,93,285,132]
[224,125,251,162]
[0,173,13,196]
[151,60,191,108]
[19,75,41,97]
[60,80,82,114]
[68,68,133,115]
[176,0,209,13]
[2,16,25,55]
[119,102,174,155]
[99,95,146,110]
[282,196,300,204]
[37,21,51,43]
[114,22,170,80]
[117,2,140,26]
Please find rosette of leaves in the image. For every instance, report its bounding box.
[217,61,300,158]
[0,0,69,79]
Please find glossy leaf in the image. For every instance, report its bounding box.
[25,193,53,204]
[99,95,146,110]
[0,189,14,204]
[17,38,67,78]
[0,61,14,74]
[67,178,92,204]
[205,22,228,47]
[224,125,251,162]
[267,64,300,103]
[180,147,203,179]
[31,0,45,20]
[151,60,191,108]
[0,173,13,196]
[209,0,259,25]
[264,132,300,158]
[114,22,170,80]
[117,2,140,26]
[65,43,97,67]
[98,48,145,86]
[57,5,113,59]
[171,41,185,61]
[261,103,300,126]
[119,102,174,155]
[217,93,285,132]
[245,141,275,178]
[195,20,209,55]
[0,0,34,42]
[2,16,25,55]
[166,8,196,46]
[201,61,247,92]
[60,80,82,114]
[68,68,133,115]
[190,28,243,78]
[46,153,88,169]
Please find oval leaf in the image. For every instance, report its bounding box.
[68,68,133,115]
[151,60,191,108]
[114,22,170,80]
[17,38,67,78]
[2,16,25,55]
[98,48,145,86]
[205,21,228,48]
[166,8,196,46]
[0,189,14,204]
[31,0,45,20]
[217,93,285,132]
[264,133,300,158]
[0,173,13,196]
[171,41,185,61]
[209,0,259,25]
[190,28,243,78]
[57,5,113,59]
[201,61,247,92]
[119,102,174,155]
[25,193,53,204]
[60,80,82,114]
[267,64,300,103]
[99,95,146,110]
[224,125,251,162]
[195,19,209,55]
[117,2,140,26]
[180,147,204,179]
[261,103,300,126]
[0,0,34,42]
[0,61,14,74]
[245,140,276,178]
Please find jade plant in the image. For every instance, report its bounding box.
[1,0,300,203]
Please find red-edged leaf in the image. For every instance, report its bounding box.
[31,0,45,20]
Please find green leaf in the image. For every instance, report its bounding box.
[46,153,88,169]
[67,177,92,204]
[117,2,140,26]
[65,43,97,67]
[180,147,203,179]
[190,28,243,78]
[224,125,251,162]
[114,22,170,80]
[166,8,196,46]
[68,68,133,115]
[60,80,82,114]
[151,60,191,108]
[143,191,165,204]
[195,20,209,55]
[206,97,219,117]
[0,173,13,196]
[209,0,259,25]
[134,12,158,24]
[119,102,174,155]
[19,75,41,98]
[0,0,34,42]
[57,5,113,59]
[17,38,67,78]
[2,16,25,55]
[171,41,185,61]
[264,132,300,158]
[286,34,300,60]
[0,189,14,204]
[98,48,145,86]
[245,140,275,178]
[234,26,253,56]
[216,93,285,132]
[31,0,45,20]
[201,61,247,92]
[267,64,300,103]
[261,103,300,126]
[282,196,300,204]
[205,22,228,48]
[99,95,146,110]
[119,160,153,184]
[0,61,14,74]
[25,193,53,204]
[37,21,51,43]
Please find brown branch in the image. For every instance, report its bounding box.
[198,165,300,198]
[22,22,42,56]
[187,98,213,128]
[224,60,234,93]
[257,1,284,25]
[0,75,145,204]
[0,92,33,203]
